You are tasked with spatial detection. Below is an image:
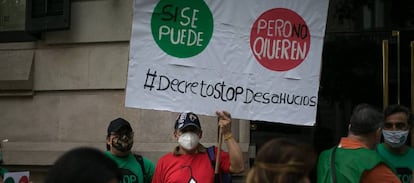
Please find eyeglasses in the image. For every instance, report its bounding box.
[383,122,408,131]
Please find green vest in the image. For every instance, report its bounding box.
[317,147,385,183]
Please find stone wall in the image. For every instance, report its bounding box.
[0,0,250,182]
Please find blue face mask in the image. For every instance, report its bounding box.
[382,130,409,148]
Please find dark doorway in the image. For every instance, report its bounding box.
[249,1,414,182]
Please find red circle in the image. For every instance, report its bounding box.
[250,8,310,71]
[19,176,29,183]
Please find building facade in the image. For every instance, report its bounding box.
[1,0,414,182]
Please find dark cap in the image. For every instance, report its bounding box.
[107,118,133,134]
[175,112,201,131]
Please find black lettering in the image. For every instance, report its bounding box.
[309,96,317,106]
[280,93,287,103]
[287,94,295,104]
[143,68,157,91]
[225,87,235,101]
[157,75,170,90]
[177,80,186,93]
[200,80,207,97]
[219,82,227,102]
[214,82,225,101]
[271,93,279,103]
[292,24,308,39]
[302,96,309,105]
[234,87,244,102]
[244,88,254,104]
[206,84,214,96]
[262,92,270,104]
[253,92,263,103]
[170,79,179,92]
[294,95,301,105]
[190,82,198,94]
[300,25,309,39]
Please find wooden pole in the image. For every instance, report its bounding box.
[382,40,389,109]
[215,126,223,174]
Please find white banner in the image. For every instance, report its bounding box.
[126,0,329,126]
[4,171,30,183]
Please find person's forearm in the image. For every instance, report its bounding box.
[225,133,244,173]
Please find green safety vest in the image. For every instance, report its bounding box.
[317,147,386,183]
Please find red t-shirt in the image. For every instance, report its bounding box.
[152,147,230,183]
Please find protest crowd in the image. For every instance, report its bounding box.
[1,104,413,183]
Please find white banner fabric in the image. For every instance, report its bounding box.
[126,0,329,126]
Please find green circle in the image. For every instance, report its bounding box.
[151,0,213,58]
[4,177,15,183]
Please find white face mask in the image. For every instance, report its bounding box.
[382,130,409,148]
[178,132,200,150]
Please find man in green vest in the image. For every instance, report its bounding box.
[105,118,155,183]
[377,104,414,183]
[317,103,400,183]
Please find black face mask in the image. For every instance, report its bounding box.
[111,133,134,152]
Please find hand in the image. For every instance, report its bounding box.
[216,111,232,135]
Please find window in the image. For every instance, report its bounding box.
[0,0,70,42]
[26,0,71,32]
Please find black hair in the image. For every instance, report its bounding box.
[45,147,121,183]
[384,104,413,126]
[349,103,383,135]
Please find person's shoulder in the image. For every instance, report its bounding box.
[141,156,151,161]
[141,156,155,165]
[318,146,335,156]
[377,143,386,148]
[375,143,387,153]
[104,151,117,160]
[158,152,174,160]
[406,145,414,155]
[363,163,400,183]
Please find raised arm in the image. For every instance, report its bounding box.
[216,111,245,173]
